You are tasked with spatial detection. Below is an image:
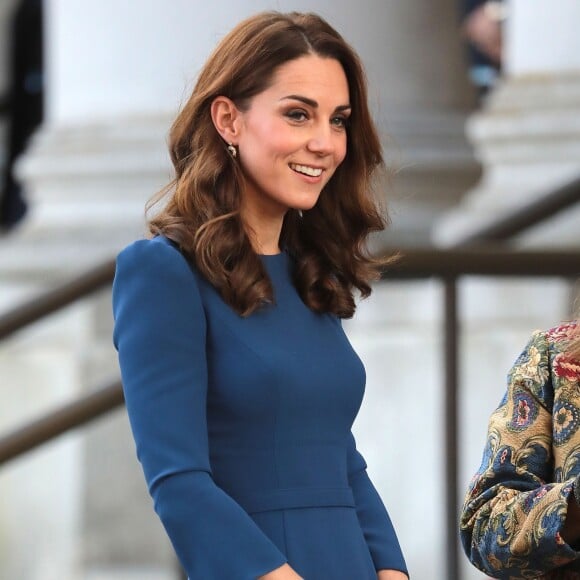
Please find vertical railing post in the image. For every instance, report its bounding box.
[444,277,460,580]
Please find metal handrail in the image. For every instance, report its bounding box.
[442,278,459,580]
[452,175,580,246]
[384,247,580,277]
[0,242,574,343]
[1,247,577,344]
[0,259,115,342]
[0,380,123,465]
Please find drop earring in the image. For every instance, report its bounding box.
[227,143,237,159]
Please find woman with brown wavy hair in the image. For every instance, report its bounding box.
[113,11,408,580]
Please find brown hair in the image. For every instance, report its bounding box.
[148,11,390,317]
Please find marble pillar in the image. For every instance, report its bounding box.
[433,0,580,247]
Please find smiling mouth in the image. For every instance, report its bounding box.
[289,163,323,177]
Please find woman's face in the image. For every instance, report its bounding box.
[235,54,350,221]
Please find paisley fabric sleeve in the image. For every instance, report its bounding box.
[460,330,580,578]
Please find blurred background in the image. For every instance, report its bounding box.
[0,1,579,579]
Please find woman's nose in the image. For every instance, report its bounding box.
[306,125,335,155]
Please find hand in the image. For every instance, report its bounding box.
[258,563,303,580]
[377,570,408,580]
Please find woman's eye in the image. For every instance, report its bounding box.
[286,110,308,122]
[331,116,348,129]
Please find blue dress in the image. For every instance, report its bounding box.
[112,236,408,580]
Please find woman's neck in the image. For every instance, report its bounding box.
[241,202,285,255]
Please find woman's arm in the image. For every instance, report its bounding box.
[347,433,409,578]
[460,330,580,578]
[113,238,287,579]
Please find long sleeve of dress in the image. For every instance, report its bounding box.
[112,239,287,580]
[347,432,408,576]
[460,330,580,578]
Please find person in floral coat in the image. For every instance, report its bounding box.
[460,321,580,578]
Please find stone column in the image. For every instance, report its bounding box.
[433,0,580,247]
[0,1,478,579]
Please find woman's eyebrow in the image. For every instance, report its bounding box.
[280,94,351,111]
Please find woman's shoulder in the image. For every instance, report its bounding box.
[519,322,580,383]
[115,235,202,290]
[522,322,577,350]
[117,235,190,270]
[118,234,179,259]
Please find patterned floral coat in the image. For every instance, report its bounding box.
[460,323,580,579]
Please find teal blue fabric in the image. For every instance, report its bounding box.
[113,235,408,579]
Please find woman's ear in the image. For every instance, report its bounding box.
[210,96,242,144]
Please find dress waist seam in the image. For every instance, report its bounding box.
[233,486,355,514]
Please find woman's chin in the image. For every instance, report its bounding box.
[291,196,322,212]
